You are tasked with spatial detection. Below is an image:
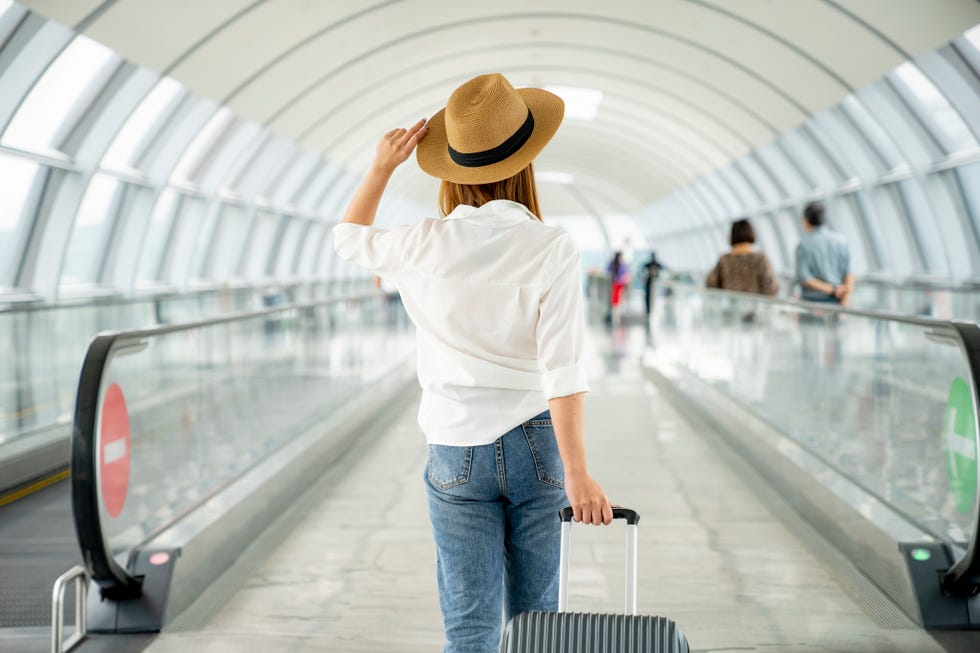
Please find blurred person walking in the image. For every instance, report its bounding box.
[333,73,612,653]
[795,201,854,305]
[705,219,779,296]
[643,251,666,316]
[606,250,630,324]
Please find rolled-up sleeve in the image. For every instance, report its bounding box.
[536,236,589,399]
[333,222,413,275]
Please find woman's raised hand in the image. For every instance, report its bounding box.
[373,119,428,174]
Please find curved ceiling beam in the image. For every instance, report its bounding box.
[285,41,778,149]
[688,0,854,90]
[213,1,404,101]
[314,66,753,164]
[245,11,819,131]
[315,65,742,163]
[159,1,266,76]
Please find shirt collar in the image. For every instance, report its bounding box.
[444,200,538,227]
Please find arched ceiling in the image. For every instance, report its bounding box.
[21,0,980,215]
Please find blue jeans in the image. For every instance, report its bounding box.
[425,410,567,653]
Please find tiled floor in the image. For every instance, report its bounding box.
[143,326,966,652]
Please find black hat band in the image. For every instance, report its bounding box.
[447,110,534,168]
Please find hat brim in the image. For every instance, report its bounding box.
[416,87,564,185]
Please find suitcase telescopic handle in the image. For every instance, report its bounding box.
[559,506,640,525]
[557,506,639,615]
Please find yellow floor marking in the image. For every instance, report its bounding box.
[0,468,69,507]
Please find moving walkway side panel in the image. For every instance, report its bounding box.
[66,293,416,633]
[645,284,980,629]
[0,280,338,496]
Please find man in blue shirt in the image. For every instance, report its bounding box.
[795,202,855,305]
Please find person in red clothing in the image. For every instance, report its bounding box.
[607,250,630,324]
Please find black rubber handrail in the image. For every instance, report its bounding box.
[70,291,382,598]
[660,281,980,598]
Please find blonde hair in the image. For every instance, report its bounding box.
[439,162,542,221]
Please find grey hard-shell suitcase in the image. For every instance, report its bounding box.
[500,507,690,653]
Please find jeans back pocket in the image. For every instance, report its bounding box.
[426,444,473,491]
[522,420,564,489]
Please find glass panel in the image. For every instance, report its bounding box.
[701,174,743,216]
[137,190,180,283]
[0,302,154,459]
[164,197,207,285]
[60,175,121,287]
[3,36,116,151]
[296,167,336,214]
[170,107,230,183]
[197,122,261,192]
[0,284,360,490]
[297,222,325,277]
[243,211,281,280]
[953,161,980,258]
[208,205,250,280]
[923,172,977,279]
[185,205,221,281]
[869,186,918,276]
[890,63,977,154]
[802,122,849,182]
[847,190,889,274]
[838,95,904,171]
[779,130,837,190]
[755,142,810,196]
[650,284,977,547]
[274,218,306,277]
[811,109,879,180]
[717,166,761,213]
[0,154,39,287]
[90,296,414,558]
[857,84,937,168]
[102,77,183,170]
[893,179,949,276]
[674,188,712,229]
[735,156,782,205]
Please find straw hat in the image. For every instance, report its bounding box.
[417,73,564,184]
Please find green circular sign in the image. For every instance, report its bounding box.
[944,377,977,515]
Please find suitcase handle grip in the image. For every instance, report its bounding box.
[559,506,640,525]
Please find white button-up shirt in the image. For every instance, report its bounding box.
[333,199,589,446]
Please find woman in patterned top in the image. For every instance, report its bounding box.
[706,219,780,296]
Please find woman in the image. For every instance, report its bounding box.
[607,250,630,322]
[706,218,780,296]
[333,73,612,652]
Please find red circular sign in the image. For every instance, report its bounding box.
[99,383,130,518]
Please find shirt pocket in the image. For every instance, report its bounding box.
[522,419,565,489]
[426,444,473,491]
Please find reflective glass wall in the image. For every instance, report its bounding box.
[0,2,425,303]
[641,24,980,293]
